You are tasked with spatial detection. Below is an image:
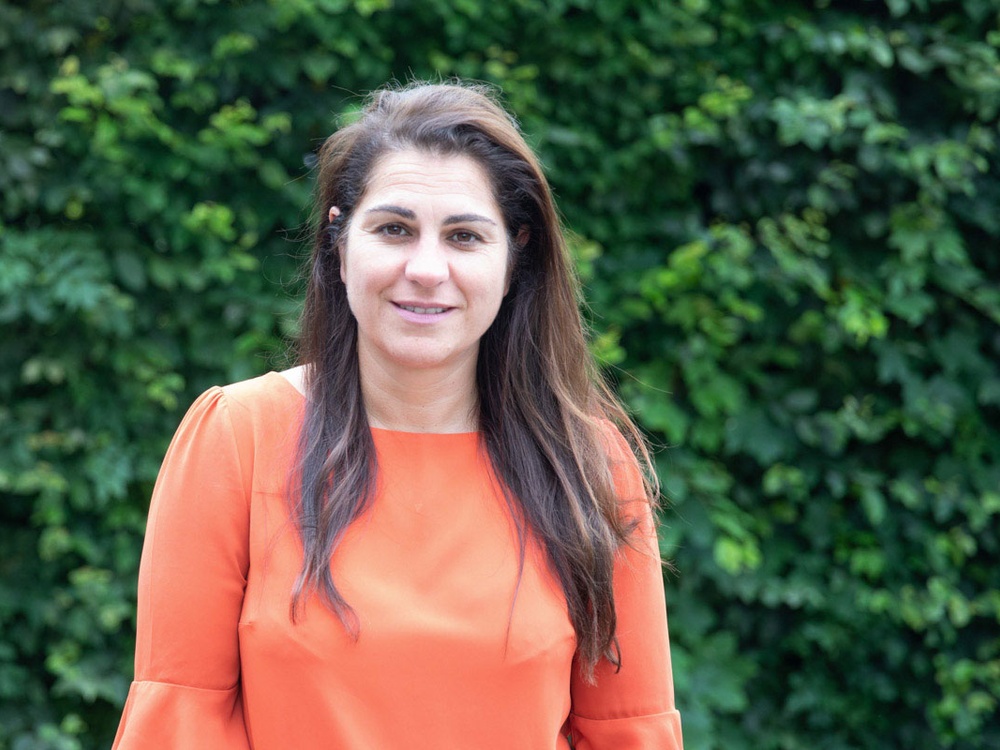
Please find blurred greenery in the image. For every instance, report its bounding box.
[2,0,998,747]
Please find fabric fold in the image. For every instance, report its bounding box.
[113,680,250,749]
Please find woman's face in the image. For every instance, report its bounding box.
[340,148,510,380]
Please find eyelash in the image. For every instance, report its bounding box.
[449,230,481,245]
[375,224,482,245]
[378,223,410,238]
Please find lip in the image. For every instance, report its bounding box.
[392,301,456,323]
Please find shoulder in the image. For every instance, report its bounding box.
[176,372,303,459]
[593,419,634,463]
[184,371,299,435]
[593,420,643,491]
[176,371,300,431]
[220,370,302,413]
[591,418,657,529]
[164,372,303,496]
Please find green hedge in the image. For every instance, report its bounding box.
[2,1,998,747]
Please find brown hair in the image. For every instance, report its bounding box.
[293,80,658,681]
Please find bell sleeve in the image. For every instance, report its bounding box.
[112,387,253,749]
[568,431,684,749]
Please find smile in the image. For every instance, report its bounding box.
[396,304,449,314]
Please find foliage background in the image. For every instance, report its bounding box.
[2,0,998,747]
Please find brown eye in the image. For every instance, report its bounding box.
[379,223,409,237]
[450,230,479,244]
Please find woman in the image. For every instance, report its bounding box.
[113,81,682,749]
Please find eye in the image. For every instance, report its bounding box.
[449,230,481,245]
[378,223,410,238]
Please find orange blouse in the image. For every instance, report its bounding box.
[112,372,682,749]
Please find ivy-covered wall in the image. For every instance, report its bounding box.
[2,1,998,748]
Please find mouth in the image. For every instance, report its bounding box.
[395,303,450,314]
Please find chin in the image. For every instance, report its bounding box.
[383,346,462,372]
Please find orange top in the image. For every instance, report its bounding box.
[112,372,682,749]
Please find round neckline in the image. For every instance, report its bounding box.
[369,425,480,437]
[266,371,481,437]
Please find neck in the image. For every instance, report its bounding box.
[358,349,479,434]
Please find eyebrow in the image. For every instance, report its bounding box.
[365,204,416,220]
[443,212,497,227]
[365,204,497,226]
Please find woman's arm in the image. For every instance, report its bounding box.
[568,432,683,749]
[113,387,252,749]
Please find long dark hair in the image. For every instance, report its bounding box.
[293,80,658,681]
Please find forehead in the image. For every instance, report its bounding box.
[360,149,500,214]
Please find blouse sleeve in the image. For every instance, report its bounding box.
[112,387,252,749]
[568,431,684,750]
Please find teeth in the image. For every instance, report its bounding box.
[400,305,446,314]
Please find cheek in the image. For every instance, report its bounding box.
[338,243,362,289]
[341,253,394,309]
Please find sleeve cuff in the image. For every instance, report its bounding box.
[569,708,683,750]
[112,680,251,750]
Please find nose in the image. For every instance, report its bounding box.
[404,236,449,286]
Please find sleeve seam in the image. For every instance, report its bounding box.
[217,390,253,516]
[570,707,680,722]
[131,678,240,693]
